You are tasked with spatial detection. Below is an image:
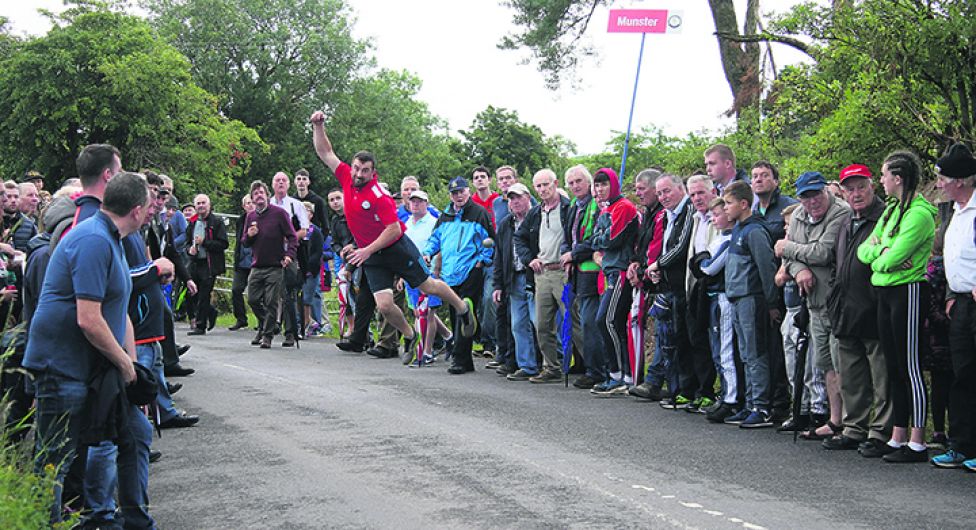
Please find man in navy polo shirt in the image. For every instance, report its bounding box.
[25,171,154,526]
[311,110,477,359]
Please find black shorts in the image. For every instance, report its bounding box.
[363,237,430,293]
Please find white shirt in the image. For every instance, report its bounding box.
[944,190,976,294]
[271,195,310,230]
[405,213,436,254]
[692,210,712,254]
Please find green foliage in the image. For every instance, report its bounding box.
[457,106,567,181]
[325,70,465,190]
[0,7,264,210]
[498,0,607,90]
[145,0,369,189]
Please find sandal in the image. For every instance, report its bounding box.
[799,421,842,441]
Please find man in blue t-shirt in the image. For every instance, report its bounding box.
[24,171,156,527]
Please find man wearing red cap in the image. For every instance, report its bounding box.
[822,164,894,455]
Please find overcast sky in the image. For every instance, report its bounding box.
[5,1,812,155]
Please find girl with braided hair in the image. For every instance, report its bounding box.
[857,150,938,463]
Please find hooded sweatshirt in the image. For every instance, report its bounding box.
[590,168,639,275]
[857,194,937,287]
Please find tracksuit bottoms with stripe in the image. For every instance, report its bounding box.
[876,281,928,430]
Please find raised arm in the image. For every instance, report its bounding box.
[310,111,341,172]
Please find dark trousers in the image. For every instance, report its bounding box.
[449,268,484,370]
[191,268,215,332]
[248,267,285,338]
[948,295,976,455]
[495,290,515,369]
[349,274,377,348]
[877,282,928,430]
[231,268,251,325]
[161,304,179,368]
[684,288,717,400]
[597,272,631,379]
[0,364,31,443]
[579,292,605,380]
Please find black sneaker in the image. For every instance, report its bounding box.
[776,414,810,433]
[251,332,263,346]
[705,402,737,423]
[337,340,367,352]
[367,346,397,359]
[859,439,898,458]
[883,445,928,463]
[823,434,862,451]
[495,365,516,376]
[572,375,599,389]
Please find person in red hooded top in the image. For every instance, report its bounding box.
[588,168,640,395]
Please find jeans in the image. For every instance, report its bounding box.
[33,372,88,524]
[84,403,155,529]
[137,342,177,423]
[302,273,323,326]
[709,294,737,404]
[647,314,680,395]
[732,294,771,412]
[510,272,538,374]
[578,292,605,380]
[480,264,497,350]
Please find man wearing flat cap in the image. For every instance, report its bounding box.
[930,143,976,471]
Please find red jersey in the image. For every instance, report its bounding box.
[471,191,499,229]
[335,162,405,248]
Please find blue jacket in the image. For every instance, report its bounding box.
[425,200,495,287]
[725,215,778,305]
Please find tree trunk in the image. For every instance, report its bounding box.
[708,0,762,118]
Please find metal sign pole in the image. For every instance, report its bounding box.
[619,32,647,185]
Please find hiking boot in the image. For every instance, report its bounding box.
[507,369,534,381]
[823,435,863,451]
[259,336,272,349]
[740,410,774,429]
[629,382,663,401]
[573,375,599,389]
[282,334,296,348]
[931,449,969,469]
[883,445,928,463]
[706,402,737,423]
[529,369,562,384]
[459,298,478,338]
[723,408,751,425]
[859,439,898,458]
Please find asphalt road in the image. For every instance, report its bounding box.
[149,329,972,529]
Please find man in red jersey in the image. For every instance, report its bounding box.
[310,111,477,358]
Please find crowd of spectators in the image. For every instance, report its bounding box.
[2,129,975,526]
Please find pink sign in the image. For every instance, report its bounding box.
[607,9,670,33]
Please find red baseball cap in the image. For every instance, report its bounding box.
[838,164,872,183]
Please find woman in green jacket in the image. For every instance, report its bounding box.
[858,150,937,463]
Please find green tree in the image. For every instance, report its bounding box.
[0,7,264,207]
[144,0,369,184]
[457,106,565,179]
[324,69,464,188]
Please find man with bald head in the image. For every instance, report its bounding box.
[186,193,228,335]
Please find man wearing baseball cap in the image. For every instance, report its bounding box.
[823,164,894,454]
[931,143,976,471]
[423,176,496,374]
[311,110,479,362]
[775,170,851,437]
